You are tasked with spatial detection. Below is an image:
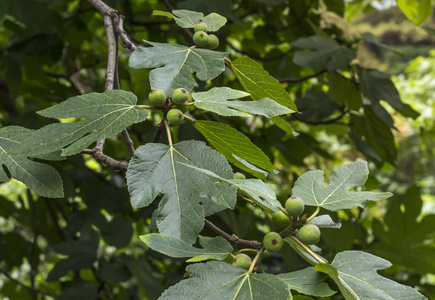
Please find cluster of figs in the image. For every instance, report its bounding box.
[232,172,321,270]
[148,88,189,126]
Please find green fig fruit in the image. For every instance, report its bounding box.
[193,31,209,47]
[234,172,246,180]
[194,21,207,32]
[285,196,305,218]
[166,109,184,126]
[207,34,219,49]
[271,211,292,230]
[171,88,189,105]
[148,89,167,107]
[232,253,252,270]
[296,224,321,245]
[263,232,283,253]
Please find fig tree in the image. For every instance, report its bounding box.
[193,31,209,47]
[207,34,219,49]
[263,232,283,253]
[171,88,189,105]
[232,253,252,270]
[148,89,167,107]
[166,109,184,126]
[296,224,321,245]
[194,21,207,32]
[271,210,292,230]
[285,196,305,218]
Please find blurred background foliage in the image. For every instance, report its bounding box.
[0,0,435,299]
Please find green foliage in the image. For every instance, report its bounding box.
[316,251,427,300]
[292,161,392,211]
[126,141,236,244]
[193,87,293,118]
[0,1,432,299]
[141,234,233,262]
[159,262,291,299]
[396,0,433,25]
[129,41,229,95]
[19,90,149,156]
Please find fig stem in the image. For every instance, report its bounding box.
[248,247,264,274]
[289,235,327,264]
[164,120,173,146]
[306,206,320,223]
[278,206,291,218]
[183,114,195,123]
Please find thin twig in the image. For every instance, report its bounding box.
[152,120,165,143]
[86,0,137,52]
[278,69,327,83]
[0,269,54,298]
[122,129,135,157]
[292,109,349,126]
[103,14,116,90]
[93,139,128,170]
[204,219,263,250]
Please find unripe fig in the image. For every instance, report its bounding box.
[285,196,305,218]
[271,211,292,230]
[171,88,189,105]
[232,253,252,270]
[263,232,283,253]
[194,21,207,32]
[166,109,184,126]
[234,172,246,180]
[193,31,209,47]
[207,34,219,49]
[148,89,167,107]
[296,224,321,245]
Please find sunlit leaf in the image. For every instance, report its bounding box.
[194,120,273,179]
[193,87,293,117]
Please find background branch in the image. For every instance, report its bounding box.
[204,219,263,250]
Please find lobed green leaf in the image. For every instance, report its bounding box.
[316,251,427,300]
[19,90,149,157]
[278,267,335,297]
[291,160,392,211]
[129,41,229,96]
[159,261,291,299]
[126,141,236,244]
